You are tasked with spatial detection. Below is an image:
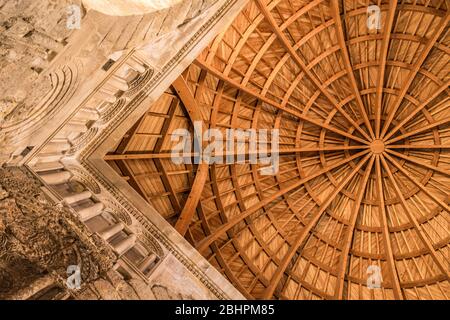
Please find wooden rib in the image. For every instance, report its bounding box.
[154,159,182,213]
[383,80,450,141]
[154,97,178,152]
[254,0,373,142]
[262,153,372,299]
[104,145,369,160]
[335,155,375,299]
[380,13,450,138]
[375,155,404,300]
[383,153,450,213]
[385,116,450,145]
[172,76,209,235]
[385,149,450,177]
[379,155,450,279]
[374,0,398,138]
[115,114,146,154]
[115,160,147,199]
[197,201,254,299]
[153,97,182,213]
[196,149,371,253]
[387,144,450,150]
[194,58,369,145]
[330,0,375,139]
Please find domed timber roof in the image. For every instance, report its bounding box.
[106,0,450,299]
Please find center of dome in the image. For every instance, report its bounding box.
[370,139,385,154]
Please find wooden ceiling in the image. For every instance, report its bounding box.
[106,0,450,299]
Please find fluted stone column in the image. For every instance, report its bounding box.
[33,161,65,173]
[64,123,88,133]
[96,89,117,103]
[78,202,104,221]
[138,254,157,273]
[99,222,125,241]
[77,108,100,121]
[40,171,71,185]
[106,75,129,91]
[113,234,137,255]
[64,190,92,205]
[41,141,71,153]
[125,57,146,73]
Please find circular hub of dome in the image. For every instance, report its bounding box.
[370,139,385,154]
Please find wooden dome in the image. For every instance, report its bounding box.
[106,0,450,299]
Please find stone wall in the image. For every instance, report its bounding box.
[0,0,82,124]
[0,166,221,300]
[0,166,115,299]
[0,0,217,164]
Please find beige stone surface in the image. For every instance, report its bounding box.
[83,0,182,16]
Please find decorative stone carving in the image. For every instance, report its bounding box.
[102,199,133,226]
[66,127,99,156]
[124,68,155,97]
[140,232,165,259]
[65,165,102,194]
[98,98,127,124]
[0,0,83,126]
[0,167,116,299]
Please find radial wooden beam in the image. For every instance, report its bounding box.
[383,153,450,213]
[104,145,369,160]
[115,114,146,154]
[385,149,450,177]
[262,153,372,299]
[334,155,375,299]
[254,0,373,142]
[115,160,147,199]
[197,202,255,299]
[154,158,182,213]
[195,149,371,253]
[375,155,404,300]
[374,0,398,138]
[194,58,369,145]
[172,76,210,236]
[152,96,183,213]
[385,116,450,145]
[379,155,450,279]
[383,80,450,141]
[329,0,375,139]
[380,13,450,138]
[387,144,450,150]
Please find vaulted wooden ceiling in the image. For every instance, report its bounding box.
[106,0,450,299]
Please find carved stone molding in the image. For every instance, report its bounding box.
[124,68,155,97]
[65,165,101,194]
[67,127,99,156]
[140,232,165,259]
[102,199,133,226]
[98,98,127,124]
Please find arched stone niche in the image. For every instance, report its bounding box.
[82,0,182,16]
